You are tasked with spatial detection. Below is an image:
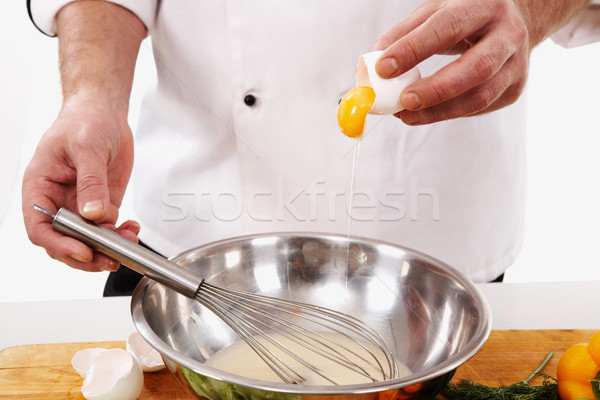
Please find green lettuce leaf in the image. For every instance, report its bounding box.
[181,367,300,400]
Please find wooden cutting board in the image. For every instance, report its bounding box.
[0,330,597,399]
[0,341,187,400]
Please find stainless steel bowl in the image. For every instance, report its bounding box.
[131,232,491,400]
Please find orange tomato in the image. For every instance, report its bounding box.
[557,331,600,400]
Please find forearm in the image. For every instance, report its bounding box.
[56,1,146,116]
[515,0,591,48]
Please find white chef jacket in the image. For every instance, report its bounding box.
[28,1,599,282]
[550,0,600,48]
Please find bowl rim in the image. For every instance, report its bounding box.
[131,231,492,394]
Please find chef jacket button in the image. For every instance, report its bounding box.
[244,94,257,107]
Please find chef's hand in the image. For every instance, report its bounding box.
[375,0,590,125]
[22,96,139,272]
[21,1,145,272]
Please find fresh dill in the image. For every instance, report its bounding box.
[437,352,560,400]
[437,374,559,400]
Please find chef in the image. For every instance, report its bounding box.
[22,0,599,294]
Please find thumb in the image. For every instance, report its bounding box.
[76,152,110,221]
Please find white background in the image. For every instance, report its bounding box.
[1,2,599,302]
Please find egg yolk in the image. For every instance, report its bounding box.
[337,86,376,138]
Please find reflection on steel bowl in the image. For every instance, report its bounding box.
[131,232,491,400]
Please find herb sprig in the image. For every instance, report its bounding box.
[436,352,560,400]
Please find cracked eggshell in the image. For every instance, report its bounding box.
[71,348,108,379]
[126,332,165,372]
[80,348,143,400]
[356,50,421,115]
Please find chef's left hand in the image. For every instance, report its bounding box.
[373,0,586,125]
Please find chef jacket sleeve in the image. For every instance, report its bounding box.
[550,0,600,48]
[27,0,157,37]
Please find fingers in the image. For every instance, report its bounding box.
[116,219,141,243]
[25,209,117,272]
[396,56,526,125]
[399,32,516,111]
[51,220,140,273]
[23,163,139,273]
[377,3,488,78]
[394,26,528,125]
[373,2,437,51]
[25,202,141,272]
[25,198,110,272]
[374,0,530,124]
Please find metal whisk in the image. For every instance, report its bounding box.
[33,205,399,385]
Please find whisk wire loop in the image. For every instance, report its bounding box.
[216,293,384,380]
[198,285,373,384]
[199,299,307,384]
[196,284,340,384]
[195,281,399,384]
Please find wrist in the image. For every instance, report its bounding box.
[513,0,591,49]
[61,92,130,124]
[62,89,130,119]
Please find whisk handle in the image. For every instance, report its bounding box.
[51,207,201,298]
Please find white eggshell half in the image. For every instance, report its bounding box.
[356,50,421,115]
[71,348,108,379]
[81,348,143,400]
[126,332,165,372]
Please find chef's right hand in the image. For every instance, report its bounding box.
[22,95,139,272]
[373,0,590,125]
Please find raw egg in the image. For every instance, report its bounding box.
[206,332,412,385]
[337,50,421,138]
[337,86,376,138]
